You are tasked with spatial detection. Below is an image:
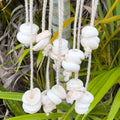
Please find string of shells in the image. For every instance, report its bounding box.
[16,0,100,116]
[17,24,100,115]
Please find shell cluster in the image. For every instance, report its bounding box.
[22,88,42,114]
[17,24,52,54]
[66,78,94,114]
[66,79,84,104]
[17,23,39,47]
[62,49,84,81]
[19,25,100,115]
[75,91,94,114]
[41,85,66,115]
[81,26,100,57]
[50,38,69,69]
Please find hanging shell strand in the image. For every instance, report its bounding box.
[22,0,41,114]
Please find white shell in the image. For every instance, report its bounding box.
[22,88,41,106]
[77,91,94,104]
[65,49,85,64]
[19,23,39,35]
[22,102,41,114]
[52,46,68,56]
[81,26,98,38]
[81,37,100,50]
[47,90,62,105]
[51,85,66,99]
[66,79,83,91]
[66,90,84,103]
[43,104,56,115]
[41,90,54,105]
[36,30,51,42]
[17,32,36,46]
[75,104,88,114]
[33,37,50,51]
[75,100,90,108]
[41,90,56,115]
[62,61,80,72]
[53,38,68,49]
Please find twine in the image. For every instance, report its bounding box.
[73,0,81,50]
[29,0,34,91]
[77,0,84,49]
[42,0,47,31]
[85,0,99,89]
[46,0,53,90]
[25,0,28,23]
[56,0,64,85]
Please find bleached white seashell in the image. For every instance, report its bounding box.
[66,90,84,102]
[66,79,83,91]
[47,90,62,105]
[43,103,56,116]
[51,85,66,99]
[88,40,99,50]
[41,90,54,105]
[53,38,68,49]
[22,88,41,106]
[65,49,85,64]
[33,37,50,51]
[19,22,39,35]
[62,61,80,72]
[75,100,90,108]
[75,104,88,114]
[17,32,36,46]
[81,38,89,50]
[36,30,51,42]
[77,91,94,104]
[81,37,100,50]
[81,26,98,38]
[22,102,41,114]
[41,90,56,115]
[52,46,68,56]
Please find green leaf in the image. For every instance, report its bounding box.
[6,113,63,120]
[37,51,43,67]
[0,84,25,115]
[107,88,120,120]
[0,91,23,101]
[7,44,23,56]
[16,48,30,72]
[82,67,120,120]
[5,100,26,116]
[96,16,120,25]
[88,115,101,120]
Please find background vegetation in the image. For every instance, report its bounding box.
[0,0,120,120]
